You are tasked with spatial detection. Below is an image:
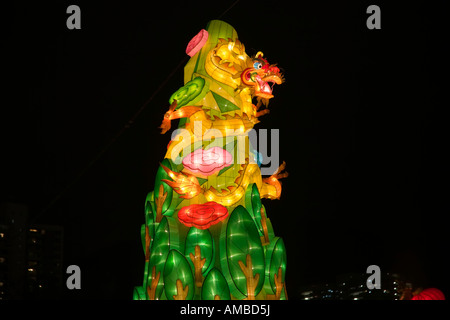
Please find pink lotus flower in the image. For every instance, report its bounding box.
[182,147,233,178]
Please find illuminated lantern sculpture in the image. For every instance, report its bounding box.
[411,288,446,300]
[133,20,288,300]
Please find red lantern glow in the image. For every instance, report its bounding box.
[412,288,445,300]
[177,202,228,230]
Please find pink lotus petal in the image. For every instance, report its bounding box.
[186,29,208,57]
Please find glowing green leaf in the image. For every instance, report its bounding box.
[264,237,287,297]
[220,205,265,299]
[201,268,231,300]
[147,216,180,300]
[185,228,214,276]
[144,190,155,224]
[133,286,146,300]
[169,77,206,108]
[164,249,195,300]
[245,183,263,236]
[140,224,146,256]
[154,159,174,216]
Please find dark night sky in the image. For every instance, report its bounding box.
[2,0,448,300]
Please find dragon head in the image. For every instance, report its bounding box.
[183,20,284,116]
[203,37,284,103]
[240,51,284,100]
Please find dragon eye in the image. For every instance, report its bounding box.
[253,61,262,69]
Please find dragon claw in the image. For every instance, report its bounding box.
[262,161,288,199]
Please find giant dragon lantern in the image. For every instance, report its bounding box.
[133,20,288,300]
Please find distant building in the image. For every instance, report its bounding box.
[297,272,403,300]
[0,202,63,299]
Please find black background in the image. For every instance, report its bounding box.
[2,0,448,301]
